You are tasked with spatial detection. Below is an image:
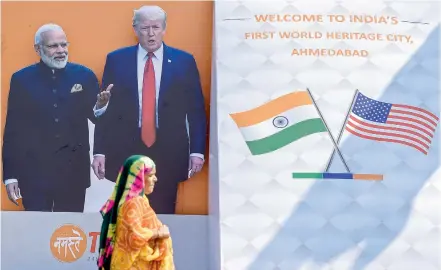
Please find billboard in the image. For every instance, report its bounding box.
[1,1,213,215]
[213,1,441,269]
[1,212,208,269]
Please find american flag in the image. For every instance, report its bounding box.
[345,92,439,155]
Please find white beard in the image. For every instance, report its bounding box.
[41,50,68,69]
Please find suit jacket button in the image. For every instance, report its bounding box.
[54,118,59,122]
[53,89,57,93]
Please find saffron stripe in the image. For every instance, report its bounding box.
[353,174,383,180]
[292,172,383,180]
[230,91,312,127]
[246,118,326,155]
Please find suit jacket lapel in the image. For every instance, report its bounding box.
[158,43,172,107]
[125,45,138,104]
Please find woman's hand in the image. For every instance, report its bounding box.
[155,225,170,238]
[159,225,170,238]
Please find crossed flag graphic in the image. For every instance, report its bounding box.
[230,88,439,181]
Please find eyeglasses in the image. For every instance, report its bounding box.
[44,42,70,50]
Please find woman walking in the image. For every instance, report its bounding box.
[97,155,175,269]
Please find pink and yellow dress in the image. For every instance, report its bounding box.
[110,196,174,269]
[97,155,175,270]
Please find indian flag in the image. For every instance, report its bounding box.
[230,90,328,155]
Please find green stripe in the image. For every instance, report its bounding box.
[246,118,326,155]
[292,173,323,178]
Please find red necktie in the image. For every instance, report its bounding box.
[141,52,156,147]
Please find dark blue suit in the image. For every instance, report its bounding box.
[2,61,100,212]
[94,44,207,214]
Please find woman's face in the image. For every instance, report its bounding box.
[144,167,158,195]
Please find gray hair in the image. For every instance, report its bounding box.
[132,5,167,28]
[34,23,64,45]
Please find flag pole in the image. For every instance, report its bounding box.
[306,88,351,173]
[325,89,359,172]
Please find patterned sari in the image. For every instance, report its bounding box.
[97,155,174,270]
